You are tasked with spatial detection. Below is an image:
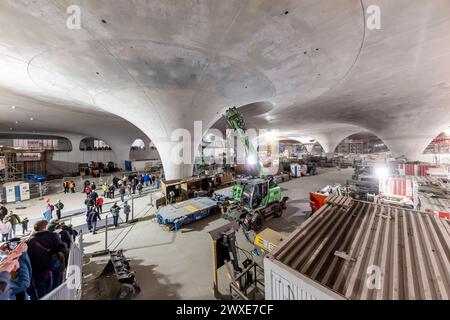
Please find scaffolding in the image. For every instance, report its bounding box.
[0,151,24,183]
[0,149,47,183]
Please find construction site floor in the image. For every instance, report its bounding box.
[80,167,353,299]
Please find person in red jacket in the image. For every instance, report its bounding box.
[96,197,104,214]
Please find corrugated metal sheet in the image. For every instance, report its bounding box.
[270,195,450,300]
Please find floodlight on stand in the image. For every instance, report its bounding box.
[375,166,389,178]
[246,154,257,165]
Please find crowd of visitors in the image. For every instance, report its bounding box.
[82,174,153,232]
[0,218,79,300]
[0,172,160,300]
[0,189,78,300]
[83,172,159,232]
[97,172,158,201]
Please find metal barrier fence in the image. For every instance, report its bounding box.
[100,188,162,252]
[41,232,84,300]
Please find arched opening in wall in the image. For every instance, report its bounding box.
[131,138,146,151]
[423,129,450,155]
[279,139,307,157]
[278,138,324,157]
[129,138,147,161]
[422,129,450,164]
[195,129,232,174]
[128,138,162,171]
[80,137,112,151]
[334,132,389,155]
[200,102,275,173]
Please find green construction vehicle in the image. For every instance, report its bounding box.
[231,178,247,201]
[222,107,288,233]
[196,145,209,174]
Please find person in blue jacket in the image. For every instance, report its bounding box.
[0,271,11,300]
[87,207,101,234]
[143,173,150,187]
[10,252,32,300]
[43,205,52,222]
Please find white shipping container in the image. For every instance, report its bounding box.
[264,257,344,300]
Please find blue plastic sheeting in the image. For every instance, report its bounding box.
[156,197,219,230]
[211,192,233,204]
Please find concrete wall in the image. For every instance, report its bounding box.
[129,147,161,161]
[52,150,117,164]
[49,132,119,166]
[46,158,79,176]
[3,130,127,172]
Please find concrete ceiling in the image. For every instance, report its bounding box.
[0,0,450,179]
[0,87,151,164]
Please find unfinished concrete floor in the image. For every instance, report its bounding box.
[81,168,353,300]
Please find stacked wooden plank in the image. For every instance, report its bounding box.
[270,196,450,300]
[418,195,450,220]
[414,176,450,219]
[415,176,450,193]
